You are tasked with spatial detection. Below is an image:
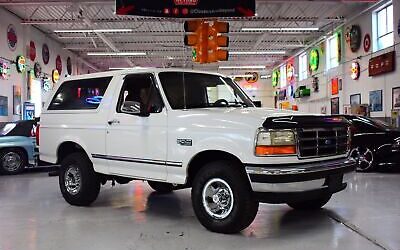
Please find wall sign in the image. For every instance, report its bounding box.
[52,69,60,83]
[363,34,371,53]
[272,70,279,87]
[278,89,287,101]
[16,55,26,73]
[116,0,256,18]
[294,86,310,98]
[351,62,360,80]
[309,49,319,72]
[33,62,41,78]
[312,76,319,92]
[286,63,295,83]
[331,78,339,95]
[67,57,72,75]
[0,61,10,80]
[245,72,258,83]
[7,24,17,51]
[369,51,395,77]
[29,41,36,61]
[56,55,62,74]
[42,44,50,65]
[349,25,361,53]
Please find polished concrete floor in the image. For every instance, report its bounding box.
[1,171,399,250]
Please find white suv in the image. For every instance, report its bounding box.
[39,68,355,233]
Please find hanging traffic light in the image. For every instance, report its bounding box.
[184,20,229,64]
[207,21,229,63]
[184,20,208,63]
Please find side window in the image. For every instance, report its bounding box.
[48,77,112,110]
[351,119,378,133]
[117,74,163,114]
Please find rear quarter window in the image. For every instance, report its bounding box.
[48,76,112,110]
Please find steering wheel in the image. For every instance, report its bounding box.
[214,99,229,107]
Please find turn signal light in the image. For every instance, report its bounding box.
[255,145,296,156]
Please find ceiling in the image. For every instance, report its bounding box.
[1,0,375,74]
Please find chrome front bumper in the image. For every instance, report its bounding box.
[246,158,356,193]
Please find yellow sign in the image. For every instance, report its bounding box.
[52,69,60,83]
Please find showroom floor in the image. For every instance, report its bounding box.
[0,171,399,250]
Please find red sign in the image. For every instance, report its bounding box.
[369,51,395,77]
[174,0,198,5]
[56,55,62,74]
[363,34,371,53]
[331,78,339,95]
[29,41,36,61]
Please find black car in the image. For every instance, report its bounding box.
[340,115,400,172]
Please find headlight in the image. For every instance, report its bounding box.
[255,129,297,156]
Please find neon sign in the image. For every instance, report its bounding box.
[309,49,319,72]
[272,70,280,87]
[16,55,26,73]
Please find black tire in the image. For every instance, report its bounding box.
[287,195,332,210]
[59,152,100,206]
[148,181,174,194]
[191,160,259,234]
[0,148,27,175]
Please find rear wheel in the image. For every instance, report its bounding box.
[191,160,259,234]
[148,181,174,194]
[59,152,100,206]
[350,147,375,172]
[287,195,332,210]
[0,148,27,175]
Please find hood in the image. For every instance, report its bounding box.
[170,107,321,130]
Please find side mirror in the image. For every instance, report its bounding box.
[121,101,150,117]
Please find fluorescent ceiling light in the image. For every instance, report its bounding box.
[55,28,133,33]
[109,67,147,70]
[87,52,146,56]
[241,27,319,32]
[230,51,285,55]
[261,75,272,79]
[228,74,254,78]
[219,65,266,69]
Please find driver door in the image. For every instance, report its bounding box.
[105,73,167,180]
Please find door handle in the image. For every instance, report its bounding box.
[107,119,120,125]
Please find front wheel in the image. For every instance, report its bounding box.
[350,147,375,172]
[191,160,259,234]
[59,152,100,206]
[287,195,332,210]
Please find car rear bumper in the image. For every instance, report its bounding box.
[245,158,356,203]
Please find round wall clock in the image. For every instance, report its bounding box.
[363,34,371,53]
[351,62,360,80]
[56,55,62,74]
[67,57,72,75]
[7,24,17,51]
[29,41,36,61]
[349,25,361,53]
[42,44,50,65]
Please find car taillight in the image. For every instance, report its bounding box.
[35,125,40,146]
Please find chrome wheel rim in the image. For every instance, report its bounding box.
[202,178,234,220]
[2,152,22,172]
[64,166,82,195]
[351,147,374,171]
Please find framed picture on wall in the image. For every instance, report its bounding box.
[392,87,400,110]
[350,93,361,105]
[369,90,383,112]
[0,96,8,116]
[331,97,339,114]
[13,85,22,115]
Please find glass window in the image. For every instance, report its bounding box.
[280,65,287,87]
[326,35,339,70]
[117,74,163,114]
[374,4,394,51]
[299,53,308,81]
[48,77,112,110]
[158,72,254,109]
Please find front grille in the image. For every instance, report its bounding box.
[297,127,349,158]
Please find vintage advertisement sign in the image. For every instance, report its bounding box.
[368,51,395,77]
[116,0,256,18]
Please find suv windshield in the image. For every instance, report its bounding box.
[158,72,254,109]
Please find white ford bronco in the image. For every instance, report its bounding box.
[40,68,355,233]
